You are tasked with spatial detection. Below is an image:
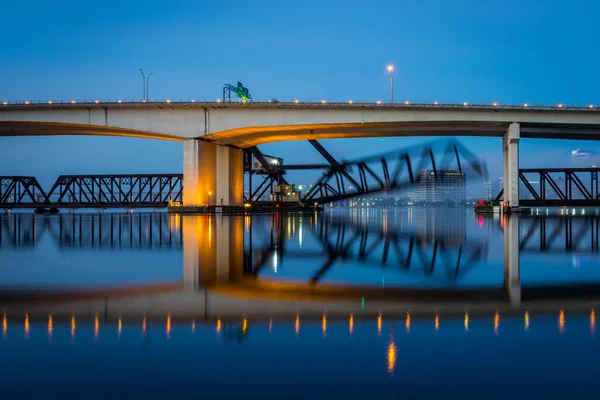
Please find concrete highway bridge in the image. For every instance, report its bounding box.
[3,101,600,208]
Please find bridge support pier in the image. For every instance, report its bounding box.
[503,122,520,208]
[183,215,244,287]
[504,215,521,306]
[183,139,244,206]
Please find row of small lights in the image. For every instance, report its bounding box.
[3,309,594,335]
[0,100,597,109]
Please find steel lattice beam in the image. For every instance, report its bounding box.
[0,174,183,208]
[494,168,600,206]
[0,176,47,206]
[302,139,487,204]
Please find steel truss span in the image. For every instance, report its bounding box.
[302,139,488,204]
[0,177,47,205]
[495,168,600,206]
[0,174,183,208]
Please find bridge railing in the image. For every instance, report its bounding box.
[1,99,599,110]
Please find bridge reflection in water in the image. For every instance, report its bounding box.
[2,211,600,322]
[0,212,182,250]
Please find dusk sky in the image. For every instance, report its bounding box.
[2,0,600,189]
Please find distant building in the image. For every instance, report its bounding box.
[492,177,503,200]
[416,169,466,203]
[484,181,493,201]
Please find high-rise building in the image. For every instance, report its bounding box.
[484,181,493,200]
[492,177,503,200]
[416,169,466,203]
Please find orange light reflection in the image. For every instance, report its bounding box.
[322,313,327,337]
[216,318,222,334]
[71,316,76,339]
[524,311,530,332]
[295,315,300,337]
[591,309,596,336]
[387,341,397,374]
[349,314,354,336]
[377,313,382,336]
[494,311,500,335]
[25,314,29,339]
[405,313,411,333]
[2,313,6,338]
[464,312,469,333]
[94,314,99,341]
[48,315,53,341]
[559,310,565,334]
[166,314,171,339]
[435,314,439,332]
[142,316,147,334]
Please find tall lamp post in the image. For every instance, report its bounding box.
[139,69,153,102]
[387,64,394,104]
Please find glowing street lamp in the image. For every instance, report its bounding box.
[386,64,394,103]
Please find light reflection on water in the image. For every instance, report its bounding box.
[0,209,600,396]
[0,314,598,397]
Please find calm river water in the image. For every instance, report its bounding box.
[0,208,599,399]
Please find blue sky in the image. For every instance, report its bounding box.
[2,0,600,188]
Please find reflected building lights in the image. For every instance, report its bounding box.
[494,311,500,335]
[322,313,327,337]
[192,319,196,333]
[349,314,354,336]
[435,314,439,332]
[524,311,530,333]
[591,309,596,336]
[2,313,6,339]
[242,317,248,334]
[559,310,565,334]
[377,313,382,336]
[405,313,411,333]
[94,314,99,341]
[71,316,76,340]
[217,318,222,334]
[142,316,147,334]
[464,312,469,333]
[295,314,300,337]
[118,316,122,337]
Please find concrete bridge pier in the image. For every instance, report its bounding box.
[504,215,521,306]
[183,215,245,287]
[503,122,520,208]
[183,139,244,206]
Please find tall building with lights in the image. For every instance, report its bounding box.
[416,169,466,203]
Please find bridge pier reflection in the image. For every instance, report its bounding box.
[504,215,521,306]
[182,215,244,287]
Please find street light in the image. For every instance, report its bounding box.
[386,64,394,103]
[139,69,153,102]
